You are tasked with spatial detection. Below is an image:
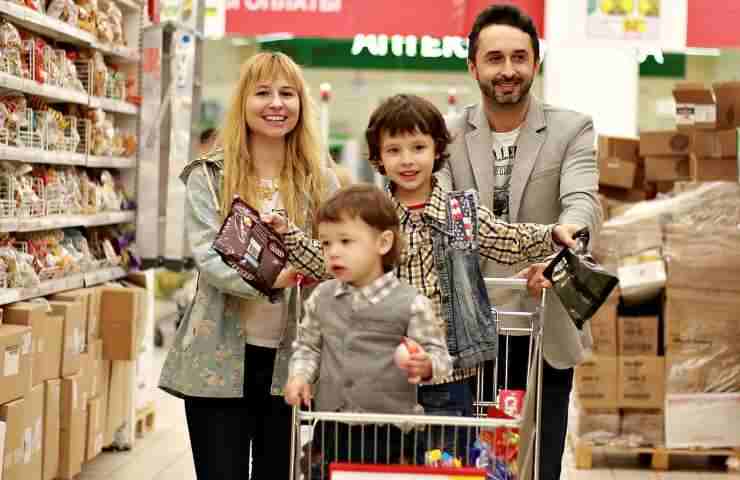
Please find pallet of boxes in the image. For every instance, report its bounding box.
[570,179,740,472]
[0,277,152,480]
[597,81,740,220]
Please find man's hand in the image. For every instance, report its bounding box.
[516,262,552,298]
[552,224,583,249]
[284,376,312,408]
[261,213,289,235]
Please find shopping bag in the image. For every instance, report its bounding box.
[542,227,618,329]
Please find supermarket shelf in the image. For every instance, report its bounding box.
[0,0,95,46]
[114,0,142,12]
[0,272,84,305]
[83,266,127,286]
[89,96,139,115]
[0,210,135,233]
[0,1,139,64]
[92,42,141,63]
[0,71,87,105]
[0,266,127,305]
[87,155,137,168]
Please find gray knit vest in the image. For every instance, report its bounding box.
[312,279,420,414]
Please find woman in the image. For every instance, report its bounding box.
[159,52,338,479]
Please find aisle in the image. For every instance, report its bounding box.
[77,348,738,480]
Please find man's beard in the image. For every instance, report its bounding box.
[479,76,533,108]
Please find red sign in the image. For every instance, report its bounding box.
[225,0,544,39]
[687,0,740,47]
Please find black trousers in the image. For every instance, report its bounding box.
[495,334,573,480]
[184,344,292,480]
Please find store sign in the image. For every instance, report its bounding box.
[234,0,341,12]
[350,34,468,59]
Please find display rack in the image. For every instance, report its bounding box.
[1,0,146,454]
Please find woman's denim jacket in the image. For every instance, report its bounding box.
[159,150,338,398]
[428,189,498,370]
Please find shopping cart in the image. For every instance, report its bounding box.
[288,277,545,480]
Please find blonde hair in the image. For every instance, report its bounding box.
[217,52,326,229]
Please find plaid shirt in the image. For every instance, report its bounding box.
[288,271,452,384]
[284,181,556,384]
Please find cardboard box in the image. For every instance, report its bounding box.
[672,82,716,130]
[589,292,618,356]
[689,154,738,181]
[599,156,642,189]
[665,393,740,448]
[99,360,110,449]
[59,376,85,480]
[88,340,103,398]
[3,304,48,387]
[713,81,740,129]
[618,316,658,356]
[49,292,89,352]
[42,380,60,480]
[598,136,640,162]
[639,131,692,157]
[664,224,740,293]
[598,185,649,203]
[620,409,664,446]
[85,397,103,462]
[692,129,738,158]
[0,326,32,406]
[569,402,619,444]
[0,399,25,480]
[47,303,83,377]
[104,361,133,447]
[25,385,43,480]
[0,420,5,480]
[575,356,618,408]
[644,156,689,182]
[618,356,665,408]
[664,287,740,350]
[38,316,62,387]
[100,288,140,360]
[50,288,101,345]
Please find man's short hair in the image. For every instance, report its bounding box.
[365,94,451,175]
[316,184,402,272]
[468,4,540,64]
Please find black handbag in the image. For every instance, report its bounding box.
[542,227,618,329]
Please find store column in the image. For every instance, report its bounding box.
[542,0,639,138]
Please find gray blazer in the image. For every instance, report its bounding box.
[437,97,602,369]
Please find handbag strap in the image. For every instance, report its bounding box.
[201,163,220,211]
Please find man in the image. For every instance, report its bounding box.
[437,5,601,480]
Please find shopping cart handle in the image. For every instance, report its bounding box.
[484,277,528,289]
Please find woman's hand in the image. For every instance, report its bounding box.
[284,376,312,407]
[261,213,289,235]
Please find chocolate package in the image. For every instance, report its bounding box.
[212,197,287,301]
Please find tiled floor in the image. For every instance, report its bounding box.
[79,346,739,480]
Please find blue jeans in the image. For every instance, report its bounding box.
[418,378,476,464]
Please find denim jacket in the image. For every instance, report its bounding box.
[429,190,499,370]
[158,150,338,398]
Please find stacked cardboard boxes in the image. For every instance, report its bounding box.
[0,279,149,480]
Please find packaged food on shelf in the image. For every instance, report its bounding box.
[47,0,81,26]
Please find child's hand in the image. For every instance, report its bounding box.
[273,266,299,289]
[285,376,312,407]
[261,213,289,235]
[400,338,432,384]
[552,224,582,248]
